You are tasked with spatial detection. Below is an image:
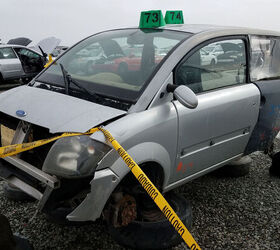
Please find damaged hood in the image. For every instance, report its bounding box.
[0,85,126,133]
[33,37,61,55]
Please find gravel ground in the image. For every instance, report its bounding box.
[0,146,279,249]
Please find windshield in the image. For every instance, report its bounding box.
[35,29,190,104]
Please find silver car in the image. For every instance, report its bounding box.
[0,44,46,83]
[0,24,280,248]
[0,37,61,83]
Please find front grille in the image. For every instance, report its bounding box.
[0,111,55,169]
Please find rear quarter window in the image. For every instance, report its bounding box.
[0,48,17,59]
[250,35,280,81]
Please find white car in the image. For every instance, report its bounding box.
[204,44,224,57]
[200,48,217,65]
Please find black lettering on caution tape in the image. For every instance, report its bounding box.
[63,132,72,136]
[3,145,17,155]
[137,173,158,200]
[0,129,99,159]
[191,243,199,250]
[22,142,37,149]
[162,205,185,237]
[117,147,136,170]
[99,127,115,143]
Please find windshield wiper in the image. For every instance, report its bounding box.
[58,64,134,107]
[59,63,99,99]
[59,63,70,94]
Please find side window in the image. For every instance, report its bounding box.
[0,48,17,59]
[18,49,40,59]
[250,35,280,81]
[175,39,247,94]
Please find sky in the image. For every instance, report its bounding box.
[1,0,280,46]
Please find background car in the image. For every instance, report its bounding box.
[68,45,104,74]
[0,37,61,84]
[49,46,69,59]
[200,48,217,65]
[204,43,224,57]
[216,41,245,64]
[88,44,163,76]
[0,44,46,83]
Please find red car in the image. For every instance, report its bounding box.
[90,46,163,75]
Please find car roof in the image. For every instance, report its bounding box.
[0,44,26,49]
[0,44,44,56]
[159,24,280,37]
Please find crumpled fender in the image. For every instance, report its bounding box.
[66,141,171,222]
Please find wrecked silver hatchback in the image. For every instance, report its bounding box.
[1,24,280,248]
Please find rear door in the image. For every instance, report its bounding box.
[170,37,261,183]
[0,47,23,79]
[245,35,280,154]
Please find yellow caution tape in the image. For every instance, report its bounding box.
[98,127,201,250]
[0,128,99,158]
[44,54,53,68]
[0,126,200,249]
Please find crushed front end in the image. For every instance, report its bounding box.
[0,111,113,222]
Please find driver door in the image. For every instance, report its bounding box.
[170,37,260,183]
[14,48,44,74]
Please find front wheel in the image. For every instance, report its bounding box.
[107,192,192,249]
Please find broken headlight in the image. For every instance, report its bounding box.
[42,135,111,178]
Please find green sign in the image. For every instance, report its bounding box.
[139,10,166,29]
[165,10,184,24]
